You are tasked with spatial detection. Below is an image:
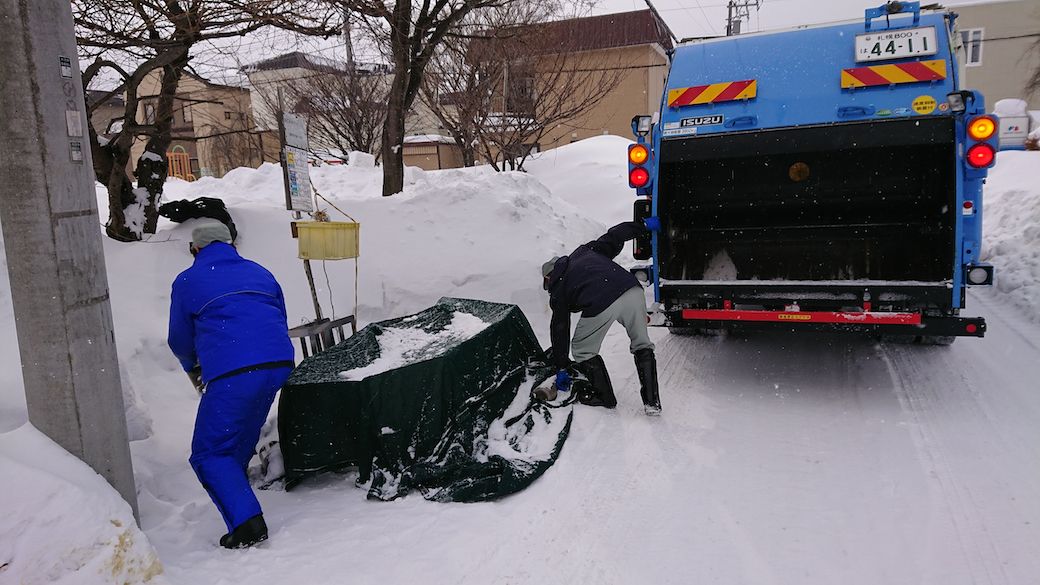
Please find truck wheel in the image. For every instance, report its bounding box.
[669,327,723,337]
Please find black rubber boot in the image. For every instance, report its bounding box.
[634,348,661,416]
[220,514,268,549]
[574,355,617,409]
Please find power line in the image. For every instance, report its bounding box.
[680,0,721,35]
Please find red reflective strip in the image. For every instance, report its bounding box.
[712,80,753,102]
[680,309,922,325]
[672,85,709,106]
[844,66,891,87]
[895,60,945,81]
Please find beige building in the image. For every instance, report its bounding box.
[467,9,671,165]
[522,10,672,152]
[953,0,1040,109]
[131,70,266,179]
[85,90,126,138]
[243,51,445,157]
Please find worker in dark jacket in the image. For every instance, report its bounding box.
[542,220,661,415]
[168,222,295,549]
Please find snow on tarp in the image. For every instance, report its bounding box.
[278,297,573,502]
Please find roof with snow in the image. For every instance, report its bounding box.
[403,134,456,145]
[85,89,125,108]
[243,51,347,75]
[243,52,391,76]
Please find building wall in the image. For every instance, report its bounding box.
[402,142,464,170]
[536,43,669,152]
[88,101,124,136]
[246,65,447,157]
[953,0,1040,110]
[476,42,667,163]
[130,71,262,179]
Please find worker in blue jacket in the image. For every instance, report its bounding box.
[541,220,661,415]
[168,222,295,549]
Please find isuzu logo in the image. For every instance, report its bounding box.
[681,115,724,127]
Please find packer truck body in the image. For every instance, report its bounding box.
[629,2,999,342]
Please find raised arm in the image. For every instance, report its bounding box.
[586,221,648,260]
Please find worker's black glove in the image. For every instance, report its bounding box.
[187,366,205,395]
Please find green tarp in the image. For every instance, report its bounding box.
[278,298,574,502]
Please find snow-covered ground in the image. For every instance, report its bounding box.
[1,137,1038,584]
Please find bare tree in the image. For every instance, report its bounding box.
[76,1,338,241]
[416,3,564,167]
[250,60,391,162]
[298,68,390,160]
[471,20,628,171]
[1028,38,1040,97]
[336,0,509,196]
[419,38,496,167]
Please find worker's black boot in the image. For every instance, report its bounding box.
[220,514,268,549]
[634,348,661,416]
[574,355,617,409]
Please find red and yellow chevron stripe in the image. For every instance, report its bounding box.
[841,59,947,89]
[668,80,757,108]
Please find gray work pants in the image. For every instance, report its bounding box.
[572,286,654,363]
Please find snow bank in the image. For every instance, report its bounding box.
[0,425,166,585]
[525,135,635,229]
[2,147,613,580]
[993,98,1028,117]
[982,151,1040,320]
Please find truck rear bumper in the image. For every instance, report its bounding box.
[670,309,985,337]
[659,280,983,337]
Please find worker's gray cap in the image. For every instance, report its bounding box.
[191,222,233,250]
[541,256,560,278]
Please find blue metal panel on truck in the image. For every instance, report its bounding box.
[658,13,957,137]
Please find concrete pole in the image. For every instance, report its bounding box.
[0,0,139,518]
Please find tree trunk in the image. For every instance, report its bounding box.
[380,94,406,196]
[89,124,139,241]
[381,0,412,197]
[136,56,186,233]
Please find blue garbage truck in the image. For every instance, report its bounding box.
[629,2,998,343]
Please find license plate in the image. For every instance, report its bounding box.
[855,26,937,62]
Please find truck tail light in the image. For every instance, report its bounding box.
[628,144,649,165]
[629,167,650,188]
[966,143,995,168]
[968,116,996,141]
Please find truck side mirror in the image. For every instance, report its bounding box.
[632,115,653,137]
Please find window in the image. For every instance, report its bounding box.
[224,111,232,120]
[960,28,984,66]
[144,103,155,124]
[238,112,246,121]
[182,104,192,123]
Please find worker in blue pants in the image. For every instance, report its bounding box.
[168,222,295,549]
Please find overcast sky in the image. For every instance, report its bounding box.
[591,0,1021,40]
[176,0,1022,87]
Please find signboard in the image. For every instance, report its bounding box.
[285,146,313,212]
[283,113,309,149]
[279,111,313,212]
[998,115,1030,149]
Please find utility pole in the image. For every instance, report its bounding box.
[726,0,762,36]
[0,0,138,518]
[343,9,356,70]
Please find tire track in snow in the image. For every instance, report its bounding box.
[879,343,1011,585]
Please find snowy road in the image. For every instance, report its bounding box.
[151,288,1040,585]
